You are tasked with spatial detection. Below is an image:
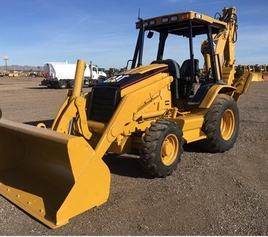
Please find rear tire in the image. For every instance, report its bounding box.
[58,80,68,89]
[68,80,74,88]
[139,119,183,177]
[199,94,239,152]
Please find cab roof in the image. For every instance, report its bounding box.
[136,10,227,37]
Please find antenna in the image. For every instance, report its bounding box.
[138,8,141,20]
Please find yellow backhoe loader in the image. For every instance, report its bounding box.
[0,6,252,228]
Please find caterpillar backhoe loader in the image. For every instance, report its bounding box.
[0,6,252,228]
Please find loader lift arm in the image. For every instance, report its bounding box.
[50,60,92,139]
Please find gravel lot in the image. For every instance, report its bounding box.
[0,76,267,235]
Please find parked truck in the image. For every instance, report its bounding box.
[40,61,107,89]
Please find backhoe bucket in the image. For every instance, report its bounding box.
[0,119,110,228]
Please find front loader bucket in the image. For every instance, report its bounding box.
[0,119,110,228]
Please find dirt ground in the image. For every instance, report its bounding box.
[0,76,268,235]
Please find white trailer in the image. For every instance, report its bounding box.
[40,61,107,89]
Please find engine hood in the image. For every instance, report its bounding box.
[87,63,169,123]
[96,64,168,90]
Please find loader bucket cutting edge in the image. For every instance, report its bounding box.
[0,119,111,228]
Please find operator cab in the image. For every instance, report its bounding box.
[131,10,230,107]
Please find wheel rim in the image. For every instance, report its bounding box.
[221,109,235,141]
[161,134,179,166]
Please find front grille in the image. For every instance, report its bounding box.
[87,86,121,123]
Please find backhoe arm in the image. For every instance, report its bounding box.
[201,6,238,85]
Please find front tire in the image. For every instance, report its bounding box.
[199,94,239,152]
[139,119,183,177]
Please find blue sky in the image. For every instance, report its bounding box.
[1,0,268,69]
